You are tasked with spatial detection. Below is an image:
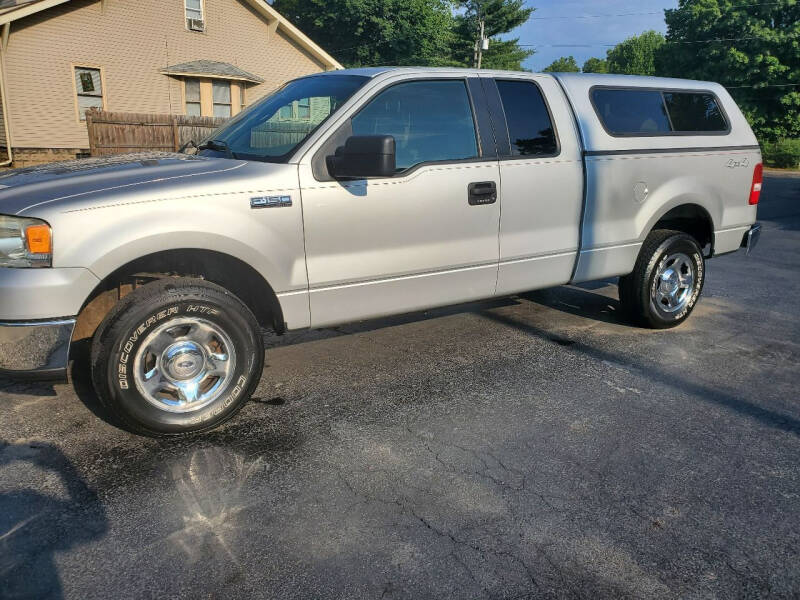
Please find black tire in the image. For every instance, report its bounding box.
[90,278,264,436]
[618,229,705,329]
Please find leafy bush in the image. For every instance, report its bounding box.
[762,139,800,170]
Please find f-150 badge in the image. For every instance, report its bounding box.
[251,195,292,208]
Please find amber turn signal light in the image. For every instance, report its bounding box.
[25,224,51,254]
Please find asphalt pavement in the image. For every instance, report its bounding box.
[1,173,799,599]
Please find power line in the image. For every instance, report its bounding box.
[530,2,786,20]
[532,11,661,20]
[519,33,800,48]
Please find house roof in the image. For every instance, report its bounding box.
[161,60,265,84]
[0,0,343,70]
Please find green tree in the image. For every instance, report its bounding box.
[657,0,800,141]
[606,30,665,75]
[582,57,609,73]
[271,0,457,68]
[452,0,535,70]
[542,56,580,72]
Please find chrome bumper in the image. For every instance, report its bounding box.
[0,319,75,379]
[741,223,762,255]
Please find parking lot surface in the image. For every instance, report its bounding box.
[1,174,799,599]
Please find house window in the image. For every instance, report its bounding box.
[277,105,293,121]
[185,0,204,30]
[74,67,104,121]
[213,80,231,117]
[298,98,311,120]
[185,79,201,116]
[183,79,242,117]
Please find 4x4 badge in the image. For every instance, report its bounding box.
[251,195,292,209]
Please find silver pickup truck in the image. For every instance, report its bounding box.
[0,68,761,435]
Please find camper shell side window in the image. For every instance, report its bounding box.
[590,87,731,137]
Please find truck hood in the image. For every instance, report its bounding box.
[0,152,248,216]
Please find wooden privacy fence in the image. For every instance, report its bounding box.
[250,120,315,150]
[85,110,228,156]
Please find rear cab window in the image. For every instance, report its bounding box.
[495,80,558,156]
[591,87,729,136]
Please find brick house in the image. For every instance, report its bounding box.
[0,0,342,167]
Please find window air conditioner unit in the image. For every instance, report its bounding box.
[188,18,205,32]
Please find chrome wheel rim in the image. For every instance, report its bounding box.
[133,317,236,413]
[653,252,694,313]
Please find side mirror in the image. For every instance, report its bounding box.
[327,135,396,179]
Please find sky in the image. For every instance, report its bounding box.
[515,0,680,72]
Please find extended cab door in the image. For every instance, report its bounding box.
[298,76,501,328]
[480,75,584,294]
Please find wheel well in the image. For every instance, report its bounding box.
[652,204,714,253]
[74,249,285,341]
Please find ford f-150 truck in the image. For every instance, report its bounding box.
[0,68,762,435]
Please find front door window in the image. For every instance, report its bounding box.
[351,80,479,172]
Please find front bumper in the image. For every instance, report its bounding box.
[0,267,99,321]
[741,222,762,255]
[0,266,97,379]
[0,319,76,379]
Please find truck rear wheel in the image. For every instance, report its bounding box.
[619,229,705,329]
[90,278,264,436]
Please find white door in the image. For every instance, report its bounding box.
[482,75,584,294]
[299,78,501,327]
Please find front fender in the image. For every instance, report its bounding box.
[38,163,309,327]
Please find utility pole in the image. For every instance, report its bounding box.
[473,17,487,68]
[477,19,486,69]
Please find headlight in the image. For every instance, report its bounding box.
[0,215,52,268]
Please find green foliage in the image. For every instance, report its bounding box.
[271,0,458,67]
[656,0,800,141]
[606,30,665,75]
[762,139,800,168]
[273,0,535,71]
[582,57,608,73]
[542,56,580,73]
[452,0,535,70]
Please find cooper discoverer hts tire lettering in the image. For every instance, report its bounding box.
[90,278,264,436]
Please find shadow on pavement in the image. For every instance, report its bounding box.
[520,280,638,329]
[262,295,521,350]
[480,308,800,436]
[68,338,126,432]
[0,441,108,599]
[0,379,58,398]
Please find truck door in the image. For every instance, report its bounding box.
[480,75,584,295]
[298,77,501,328]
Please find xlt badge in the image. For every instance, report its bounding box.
[251,195,292,209]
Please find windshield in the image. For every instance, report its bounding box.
[198,75,369,162]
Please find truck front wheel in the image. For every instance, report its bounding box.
[618,229,705,329]
[90,278,264,436]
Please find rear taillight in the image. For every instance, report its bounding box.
[749,162,763,205]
